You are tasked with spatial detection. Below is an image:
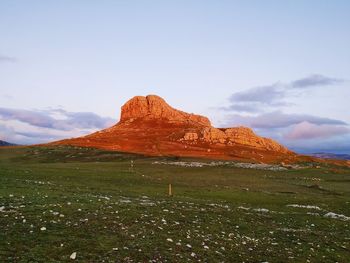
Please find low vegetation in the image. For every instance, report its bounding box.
[0,146,349,262]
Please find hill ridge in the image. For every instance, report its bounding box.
[51,94,298,163]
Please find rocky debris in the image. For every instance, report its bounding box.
[286,204,322,210]
[323,212,350,221]
[152,161,293,171]
[183,132,199,141]
[178,126,290,154]
[224,127,290,153]
[120,95,211,126]
[202,127,226,144]
[70,252,77,260]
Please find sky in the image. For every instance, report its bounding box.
[0,0,349,153]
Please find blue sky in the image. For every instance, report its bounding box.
[0,1,349,153]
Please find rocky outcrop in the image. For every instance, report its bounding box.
[178,126,290,153]
[52,94,296,163]
[223,127,289,153]
[119,96,289,153]
[120,95,211,126]
[202,127,226,144]
[183,132,199,141]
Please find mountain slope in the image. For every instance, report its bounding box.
[51,95,303,164]
[0,140,16,146]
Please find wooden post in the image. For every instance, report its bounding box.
[168,183,172,196]
[130,160,134,172]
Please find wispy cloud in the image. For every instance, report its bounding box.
[0,108,62,130]
[15,130,63,140]
[228,83,294,111]
[224,111,347,129]
[221,103,262,113]
[221,111,350,153]
[229,84,285,105]
[221,84,290,113]
[0,55,17,63]
[0,122,71,145]
[0,123,15,141]
[291,74,343,89]
[2,94,14,100]
[0,107,116,145]
[284,121,350,140]
[223,74,343,113]
[47,109,116,130]
[0,107,115,131]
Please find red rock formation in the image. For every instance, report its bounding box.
[120,95,211,126]
[52,94,299,163]
[178,126,289,153]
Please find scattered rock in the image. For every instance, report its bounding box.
[324,212,350,221]
[70,252,77,260]
[183,132,198,141]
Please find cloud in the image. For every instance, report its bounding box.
[2,94,14,100]
[224,74,343,113]
[0,55,17,63]
[0,123,15,141]
[224,111,347,129]
[16,131,62,140]
[284,121,350,140]
[48,109,116,130]
[0,108,63,130]
[0,107,115,131]
[217,74,348,152]
[221,112,350,153]
[0,122,70,145]
[0,107,117,145]
[221,103,262,113]
[289,134,350,154]
[229,84,286,104]
[291,74,343,89]
[223,84,290,112]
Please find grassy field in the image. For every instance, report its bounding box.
[0,146,349,262]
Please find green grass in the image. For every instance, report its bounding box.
[0,146,349,262]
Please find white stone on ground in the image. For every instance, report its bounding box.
[324,212,350,221]
[70,252,77,259]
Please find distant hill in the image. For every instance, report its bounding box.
[310,152,350,160]
[0,140,16,146]
[51,94,298,164]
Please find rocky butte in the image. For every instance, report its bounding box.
[52,95,309,164]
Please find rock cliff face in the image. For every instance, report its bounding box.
[195,127,289,153]
[120,95,211,126]
[52,94,296,163]
[181,127,289,153]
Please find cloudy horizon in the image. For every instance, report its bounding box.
[1,1,349,154]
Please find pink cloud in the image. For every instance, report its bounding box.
[284,121,350,140]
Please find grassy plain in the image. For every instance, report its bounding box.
[0,146,349,262]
